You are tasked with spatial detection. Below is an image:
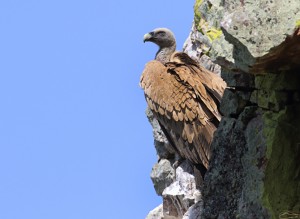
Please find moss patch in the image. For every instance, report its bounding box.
[194,0,203,32]
[255,73,300,91]
[262,106,300,218]
[206,27,222,41]
[193,0,222,41]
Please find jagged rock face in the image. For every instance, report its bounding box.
[190,0,300,73]
[162,161,199,219]
[151,159,175,196]
[182,201,202,219]
[145,1,300,218]
[200,71,300,219]
[145,109,203,219]
[187,0,300,218]
[146,204,163,219]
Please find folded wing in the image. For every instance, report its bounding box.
[140,56,226,168]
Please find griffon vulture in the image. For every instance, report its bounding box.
[140,28,226,172]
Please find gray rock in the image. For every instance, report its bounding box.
[182,199,203,219]
[220,88,252,117]
[219,89,239,116]
[198,54,221,76]
[202,117,243,218]
[237,111,270,218]
[221,69,254,88]
[193,0,300,73]
[145,204,164,219]
[219,1,300,70]
[162,160,200,219]
[146,107,175,159]
[183,24,221,76]
[151,159,176,196]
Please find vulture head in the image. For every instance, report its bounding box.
[143,28,176,47]
[143,28,176,63]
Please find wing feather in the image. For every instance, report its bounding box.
[140,56,226,168]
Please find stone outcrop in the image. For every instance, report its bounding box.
[145,0,300,218]
[146,108,202,219]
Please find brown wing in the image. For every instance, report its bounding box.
[140,59,226,168]
[170,52,226,104]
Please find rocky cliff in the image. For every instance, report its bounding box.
[145,1,300,218]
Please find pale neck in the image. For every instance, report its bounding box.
[155,44,176,64]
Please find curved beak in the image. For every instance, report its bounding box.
[143,31,154,43]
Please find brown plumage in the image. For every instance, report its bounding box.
[140,28,226,169]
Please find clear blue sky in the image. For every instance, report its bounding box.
[0,1,194,218]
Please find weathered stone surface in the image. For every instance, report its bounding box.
[162,160,200,219]
[146,204,164,219]
[262,106,300,217]
[219,88,251,117]
[182,201,202,219]
[237,110,270,218]
[200,108,272,218]
[151,159,175,196]
[221,69,254,88]
[192,0,300,73]
[252,30,300,73]
[255,72,300,91]
[183,24,221,76]
[146,107,175,159]
[190,1,300,218]
[202,117,244,218]
[250,71,300,111]
[220,1,300,72]
[198,54,221,75]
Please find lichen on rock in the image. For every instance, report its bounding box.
[262,106,300,217]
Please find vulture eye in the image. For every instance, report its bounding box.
[157,31,166,37]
